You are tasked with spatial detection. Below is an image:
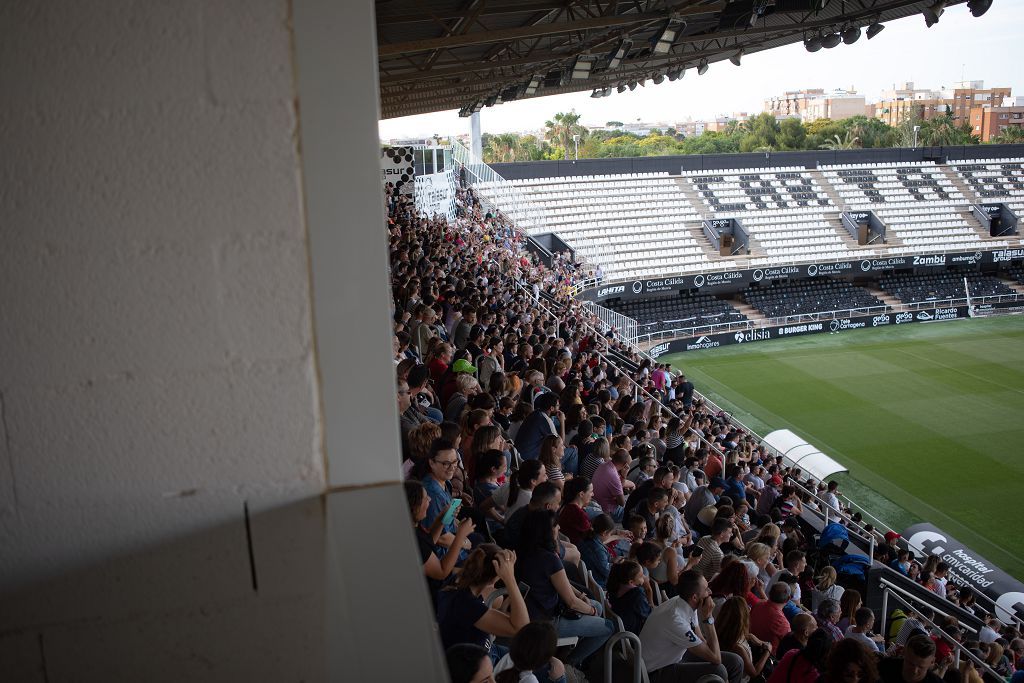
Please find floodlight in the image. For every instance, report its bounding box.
[628,81,638,91]
[653,74,666,85]
[667,68,685,81]
[697,58,709,75]
[805,33,822,52]
[607,39,632,70]
[841,26,861,44]
[923,1,946,26]
[571,55,593,80]
[729,49,744,67]
[821,31,842,48]
[967,0,992,17]
[617,84,627,93]
[651,19,685,55]
[866,22,885,39]
[524,74,543,96]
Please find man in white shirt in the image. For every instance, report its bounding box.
[823,480,841,524]
[639,570,744,683]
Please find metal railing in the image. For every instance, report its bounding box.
[450,138,549,233]
[583,301,638,345]
[878,580,1003,680]
[632,294,1022,348]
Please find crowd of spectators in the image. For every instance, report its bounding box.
[386,180,1023,683]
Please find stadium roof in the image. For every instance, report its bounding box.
[377,0,971,119]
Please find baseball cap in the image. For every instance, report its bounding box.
[769,475,784,487]
[709,476,727,490]
[452,359,477,374]
[884,531,901,542]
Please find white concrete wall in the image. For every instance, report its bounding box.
[0,1,443,679]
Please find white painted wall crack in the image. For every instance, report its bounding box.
[0,389,18,512]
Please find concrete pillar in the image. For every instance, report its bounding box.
[471,111,483,159]
[0,0,444,679]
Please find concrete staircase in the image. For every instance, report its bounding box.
[864,286,903,309]
[809,170,845,209]
[939,165,980,204]
[732,301,766,322]
[1002,278,1024,296]
[675,176,712,215]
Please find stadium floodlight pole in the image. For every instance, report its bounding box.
[573,134,580,161]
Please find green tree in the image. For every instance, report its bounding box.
[819,132,860,150]
[544,111,588,160]
[990,127,1024,144]
[483,132,525,163]
[778,118,806,150]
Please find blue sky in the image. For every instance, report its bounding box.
[379,2,1024,138]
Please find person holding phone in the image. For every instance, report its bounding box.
[405,481,475,602]
[436,545,530,662]
[422,438,474,561]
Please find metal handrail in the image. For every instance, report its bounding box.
[604,631,647,683]
[632,295,1022,347]
[879,581,1003,680]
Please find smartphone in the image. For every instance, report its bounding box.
[442,498,462,527]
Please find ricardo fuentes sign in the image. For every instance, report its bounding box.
[904,522,1024,624]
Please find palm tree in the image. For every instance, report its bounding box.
[544,111,587,160]
[991,127,1024,144]
[483,132,524,163]
[819,132,860,150]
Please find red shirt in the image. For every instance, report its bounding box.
[750,601,792,655]
[704,454,723,480]
[558,503,592,545]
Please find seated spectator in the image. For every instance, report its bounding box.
[403,421,440,480]
[745,541,777,588]
[836,590,862,634]
[591,448,632,522]
[683,476,727,529]
[653,513,700,594]
[756,475,784,518]
[767,550,807,604]
[557,477,595,545]
[503,482,579,568]
[879,634,943,683]
[636,488,672,543]
[629,455,658,486]
[717,595,773,683]
[514,393,562,461]
[820,637,878,683]
[436,545,530,655]
[751,582,795,655]
[539,435,573,489]
[815,599,844,642]
[778,613,817,657]
[405,480,475,601]
[694,517,735,581]
[766,629,833,683]
[810,567,845,613]
[845,606,885,652]
[419,439,474,561]
[490,460,547,520]
[577,513,616,588]
[578,437,610,481]
[445,372,481,423]
[638,569,745,683]
[475,449,509,525]
[445,643,494,683]
[607,560,652,635]
[709,560,763,612]
[493,621,566,683]
[514,510,614,669]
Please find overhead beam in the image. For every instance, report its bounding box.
[378,3,724,57]
[377,1,586,25]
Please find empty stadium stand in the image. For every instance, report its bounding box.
[953,157,1024,217]
[819,161,1008,255]
[475,173,723,281]
[603,292,747,335]
[742,278,884,318]
[879,271,1017,304]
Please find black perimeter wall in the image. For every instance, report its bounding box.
[490,145,1024,180]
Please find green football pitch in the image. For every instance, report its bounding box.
[659,315,1024,580]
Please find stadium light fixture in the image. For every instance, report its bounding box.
[805,32,823,52]
[866,22,885,39]
[653,73,666,85]
[628,81,639,91]
[967,0,992,17]
[616,84,627,93]
[524,74,543,96]
[697,58,709,75]
[923,1,946,26]
[590,88,603,98]
[667,68,685,82]
[821,31,842,48]
[570,55,593,80]
[606,38,632,71]
[729,49,744,67]
[651,18,685,55]
[841,26,861,44]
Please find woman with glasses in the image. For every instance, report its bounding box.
[421,438,475,562]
